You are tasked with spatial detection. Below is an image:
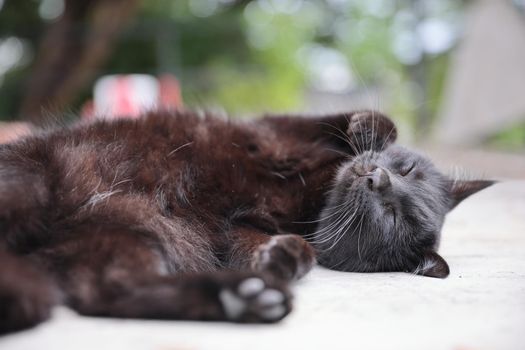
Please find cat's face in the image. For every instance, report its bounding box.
[315,145,493,278]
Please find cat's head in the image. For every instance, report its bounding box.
[314,145,493,278]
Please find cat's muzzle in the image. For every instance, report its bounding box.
[362,167,390,192]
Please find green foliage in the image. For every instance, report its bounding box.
[0,0,463,127]
[488,120,525,150]
[0,0,45,120]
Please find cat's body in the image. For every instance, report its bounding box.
[0,110,491,333]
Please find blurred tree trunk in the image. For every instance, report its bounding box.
[18,0,140,124]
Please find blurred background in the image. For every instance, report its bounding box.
[0,0,524,176]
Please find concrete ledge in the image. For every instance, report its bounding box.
[1,181,524,350]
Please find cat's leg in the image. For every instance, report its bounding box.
[43,227,292,323]
[228,227,316,281]
[0,249,60,334]
[0,144,51,252]
[261,110,397,155]
[0,146,60,333]
[82,271,292,323]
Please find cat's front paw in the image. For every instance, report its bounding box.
[219,276,291,323]
[347,111,397,153]
[252,234,316,281]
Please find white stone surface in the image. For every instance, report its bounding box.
[1,181,524,350]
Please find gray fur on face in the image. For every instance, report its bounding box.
[314,145,454,276]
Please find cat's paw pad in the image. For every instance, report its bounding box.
[252,235,316,281]
[219,276,291,323]
[347,111,397,152]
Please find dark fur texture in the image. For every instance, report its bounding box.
[0,109,492,333]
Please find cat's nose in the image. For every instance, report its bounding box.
[365,167,390,191]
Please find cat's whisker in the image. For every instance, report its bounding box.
[370,112,375,153]
[342,113,363,155]
[347,121,363,155]
[324,147,352,158]
[296,207,348,226]
[311,205,359,245]
[317,121,350,142]
[322,207,358,243]
[379,125,396,151]
[318,122,360,155]
[367,113,376,162]
[357,117,365,155]
[355,212,366,262]
[304,208,351,239]
[306,208,352,241]
[303,214,350,239]
[360,116,369,154]
[312,214,355,242]
[314,195,364,254]
[323,131,358,154]
[293,204,348,224]
[329,253,353,270]
[323,209,360,251]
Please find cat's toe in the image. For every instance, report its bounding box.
[237,277,265,297]
[218,275,291,323]
[252,234,316,281]
[255,288,287,320]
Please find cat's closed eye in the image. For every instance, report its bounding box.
[399,162,416,176]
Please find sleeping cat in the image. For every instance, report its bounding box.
[0,109,492,333]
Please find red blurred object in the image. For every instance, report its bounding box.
[158,74,183,109]
[113,76,140,117]
[81,74,183,120]
[0,122,33,144]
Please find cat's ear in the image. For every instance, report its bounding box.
[414,251,450,278]
[448,179,495,209]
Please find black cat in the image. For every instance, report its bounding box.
[0,109,492,333]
